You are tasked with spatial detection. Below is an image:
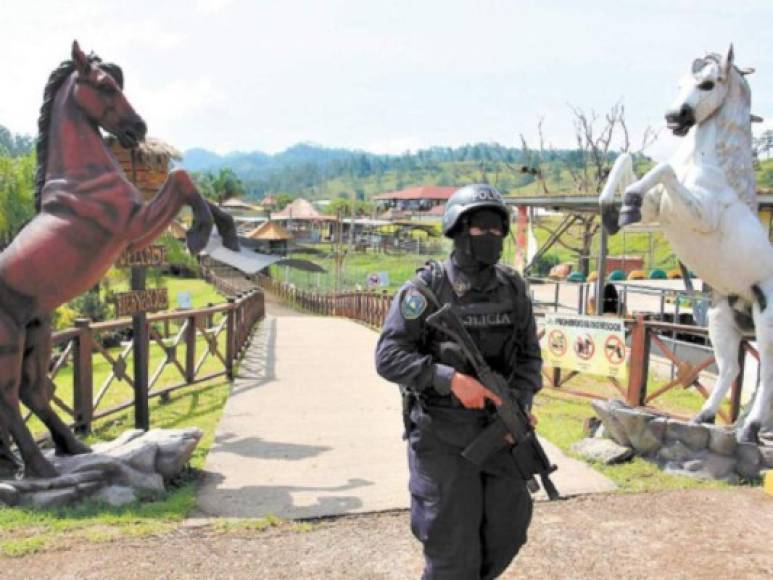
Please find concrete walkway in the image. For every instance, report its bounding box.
[197,302,615,520]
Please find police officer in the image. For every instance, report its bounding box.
[375,184,542,579]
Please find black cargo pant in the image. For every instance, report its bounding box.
[407,404,533,580]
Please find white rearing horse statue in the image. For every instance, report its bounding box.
[600,45,771,443]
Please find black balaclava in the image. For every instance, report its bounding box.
[452,208,505,284]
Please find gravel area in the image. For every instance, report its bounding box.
[4,489,771,579]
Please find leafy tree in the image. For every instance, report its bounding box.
[212,167,243,202]
[0,125,34,157]
[68,289,110,322]
[0,152,35,245]
[274,193,293,210]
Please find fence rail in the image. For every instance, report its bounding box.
[258,275,746,424]
[44,288,264,433]
[256,274,391,329]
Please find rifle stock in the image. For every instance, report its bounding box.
[426,304,561,501]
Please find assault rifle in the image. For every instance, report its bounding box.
[425,303,560,501]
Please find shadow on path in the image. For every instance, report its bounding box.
[212,431,332,461]
[198,472,374,519]
[232,317,277,395]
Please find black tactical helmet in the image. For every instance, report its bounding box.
[442,184,510,238]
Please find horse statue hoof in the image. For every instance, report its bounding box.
[736,421,761,444]
[618,205,642,228]
[601,203,621,235]
[691,410,715,425]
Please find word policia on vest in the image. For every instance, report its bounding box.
[113,289,170,317]
[461,312,512,327]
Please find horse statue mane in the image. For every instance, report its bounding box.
[697,52,757,212]
[34,53,123,212]
[600,45,773,444]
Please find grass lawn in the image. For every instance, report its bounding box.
[271,243,451,293]
[0,378,231,557]
[0,276,245,557]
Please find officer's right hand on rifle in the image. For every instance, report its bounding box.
[450,371,502,409]
[451,372,538,428]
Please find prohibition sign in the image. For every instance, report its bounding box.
[574,333,595,360]
[604,335,625,365]
[547,329,567,357]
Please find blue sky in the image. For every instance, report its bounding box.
[2,0,772,160]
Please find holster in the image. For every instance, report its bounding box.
[400,387,415,440]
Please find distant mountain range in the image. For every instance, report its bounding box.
[181,143,362,180]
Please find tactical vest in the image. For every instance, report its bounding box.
[414,260,527,380]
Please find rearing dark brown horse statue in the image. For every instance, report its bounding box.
[0,41,238,478]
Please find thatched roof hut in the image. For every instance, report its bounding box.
[245,221,293,241]
[107,136,182,201]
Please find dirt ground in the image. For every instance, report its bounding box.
[3,488,771,579]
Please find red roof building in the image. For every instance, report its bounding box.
[373,185,456,202]
[373,185,456,214]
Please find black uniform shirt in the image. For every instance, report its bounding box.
[375,256,543,409]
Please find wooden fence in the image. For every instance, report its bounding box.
[258,276,748,424]
[43,289,264,433]
[256,274,391,329]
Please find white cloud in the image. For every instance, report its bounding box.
[132,77,226,125]
[195,0,235,15]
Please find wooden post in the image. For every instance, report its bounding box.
[627,315,650,407]
[73,318,93,434]
[552,367,562,389]
[596,225,608,314]
[132,267,150,431]
[185,314,197,383]
[730,343,746,422]
[226,297,236,379]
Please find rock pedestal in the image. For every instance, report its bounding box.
[0,427,202,508]
[576,400,773,482]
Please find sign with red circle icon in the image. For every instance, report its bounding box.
[542,314,627,379]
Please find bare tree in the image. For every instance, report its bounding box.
[526,103,657,277]
[516,116,551,194]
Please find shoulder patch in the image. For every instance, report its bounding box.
[401,288,427,320]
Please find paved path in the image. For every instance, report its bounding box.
[197,301,615,520]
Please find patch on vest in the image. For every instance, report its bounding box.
[401,289,427,320]
[462,312,512,328]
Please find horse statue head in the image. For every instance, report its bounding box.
[70,41,147,148]
[665,45,754,137]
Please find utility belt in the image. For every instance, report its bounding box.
[401,387,495,443]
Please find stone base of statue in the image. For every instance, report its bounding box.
[573,400,773,483]
[0,427,202,508]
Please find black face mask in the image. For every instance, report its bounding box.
[454,209,505,268]
[470,233,503,265]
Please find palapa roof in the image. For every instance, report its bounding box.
[105,135,182,170]
[272,198,324,219]
[245,220,293,241]
[373,185,456,201]
[220,198,262,212]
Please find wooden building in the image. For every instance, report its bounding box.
[373,185,456,214]
[244,220,293,256]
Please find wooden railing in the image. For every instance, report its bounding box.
[256,274,391,329]
[42,289,264,433]
[539,314,747,423]
[201,260,259,297]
